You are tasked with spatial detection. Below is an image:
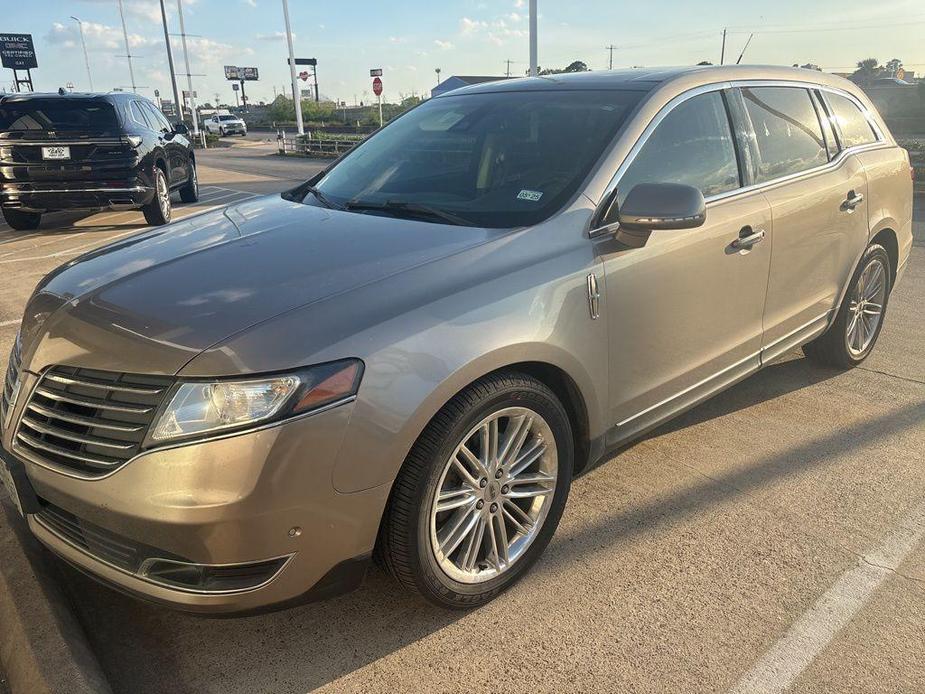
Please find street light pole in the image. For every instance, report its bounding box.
[158,0,183,122]
[281,0,304,135]
[176,0,200,138]
[70,17,93,91]
[116,0,137,92]
[435,67,441,86]
[528,0,538,76]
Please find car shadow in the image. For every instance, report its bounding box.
[50,354,887,694]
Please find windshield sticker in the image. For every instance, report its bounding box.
[517,189,544,202]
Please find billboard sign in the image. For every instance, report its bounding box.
[240,67,259,80]
[0,33,37,70]
[224,65,240,80]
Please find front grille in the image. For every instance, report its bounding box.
[36,499,144,573]
[1,335,23,431]
[14,366,173,477]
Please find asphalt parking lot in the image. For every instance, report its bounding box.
[1,145,923,693]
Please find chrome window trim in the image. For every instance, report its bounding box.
[592,78,891,230]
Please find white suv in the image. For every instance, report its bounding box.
[205,114,247,136]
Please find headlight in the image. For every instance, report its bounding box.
[151,359,363,442]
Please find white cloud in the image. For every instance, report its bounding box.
[389,36,406,44]
[460,17,488,34]
[242,0,257,6]
[514,0,526,7]
[434,39,454,50]
[508,12,522,22]
[256,31,290,41]
[47,20,157,52]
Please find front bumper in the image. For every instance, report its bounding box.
[2,401,390,614]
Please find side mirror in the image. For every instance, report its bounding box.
[613,183,706,231]
[173,122,190,135]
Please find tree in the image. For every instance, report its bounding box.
[534,60,590,76]
[850,58,883,85]
[885,58,903,77]
[793,63,821,71]
[697,61,713,66]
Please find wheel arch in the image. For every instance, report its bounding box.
[870,227,898,284]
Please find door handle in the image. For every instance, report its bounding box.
[842,191,864,211]
[731,226,766,250]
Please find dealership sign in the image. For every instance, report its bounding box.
[0,33,37,70]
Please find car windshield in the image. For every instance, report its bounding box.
[219,115,238,121]
[0,99,119,132]
[310,89,645,228]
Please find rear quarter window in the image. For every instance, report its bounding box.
[826,92,879,148]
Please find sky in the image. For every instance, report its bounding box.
[3,0,924,107]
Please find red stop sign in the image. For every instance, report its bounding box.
[299,71,309,82]
[372,76,383,96]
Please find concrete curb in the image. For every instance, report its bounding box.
[0,498,112,694]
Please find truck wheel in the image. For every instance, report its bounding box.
[1,208,41,231]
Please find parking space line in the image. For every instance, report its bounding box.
[729,499,925,694]
[0,319,21,328]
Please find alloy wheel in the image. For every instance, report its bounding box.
[157,171,171,221]
[846,257,887,357]
[429,406,558,584]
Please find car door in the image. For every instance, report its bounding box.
[734,85,872,361]
[596,88,773,443]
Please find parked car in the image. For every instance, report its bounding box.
[0,91,197,230]
[204,113,247,136]
[0,66,913,614]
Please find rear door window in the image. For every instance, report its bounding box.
[0,100,119,132]
[825,92,878,148]
[617,90,740,204]
[740,87,828,183]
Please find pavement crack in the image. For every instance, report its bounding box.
[856,366,925,386]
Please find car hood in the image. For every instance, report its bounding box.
[20,195,495,375]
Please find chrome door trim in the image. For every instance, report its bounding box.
[615,350,761,427]
[760,310,834,355]
[592,79,891,224]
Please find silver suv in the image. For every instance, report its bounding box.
[0,66,913,614]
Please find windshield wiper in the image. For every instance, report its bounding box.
[344,199,470,226]
[302,185,343,210]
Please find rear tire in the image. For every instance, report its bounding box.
[378,372,573,609]
[178,161,199,203]
[142,167,172,226]
[803,243,891,369]
[1,208,41,231]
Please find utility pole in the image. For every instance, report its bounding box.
[116,0,137,92]
[176,0,199,138]
[504,59,513,77]
[158,0,183,121]
[606,44,616,70]
[720,28,726,65]
[528,0,538,76]
[282,0,304,135]
[70,17,94,91]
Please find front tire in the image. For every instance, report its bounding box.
[378,372,573,609]
[1,208,41,231]
[803,243,891,369]
[142,167,172,226]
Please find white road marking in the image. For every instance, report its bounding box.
[0,319,21,328]
[729,499,925,694]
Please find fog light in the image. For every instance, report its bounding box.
[140,556,290,593]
